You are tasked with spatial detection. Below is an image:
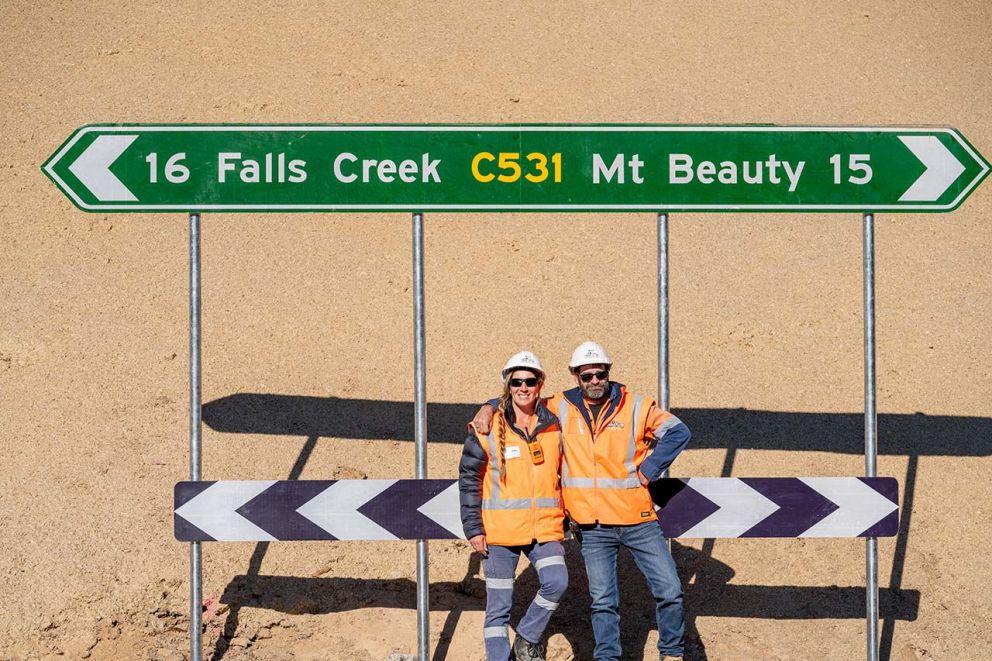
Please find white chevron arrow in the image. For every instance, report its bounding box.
[174,480,277,541]
[798,478,898,537]
[679,478,780,538]
[296,480,399,540]
[898,135,966,202]
[67,134,139,201]
[417,482,465,539]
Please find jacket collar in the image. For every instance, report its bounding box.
[501,398,559,439]
[562,382,626,431]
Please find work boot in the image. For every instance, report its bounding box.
[512,635,547,661]
[661,656,684,661]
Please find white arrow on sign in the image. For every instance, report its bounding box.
[679,478,780,538]
[417,482,465,539]
[899,135,966,202]
[798,477,898,537]
[296,480,399,540]
[175,480,277,541]
[66,134,138,202]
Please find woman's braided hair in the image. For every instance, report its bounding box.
[496,381,512,485]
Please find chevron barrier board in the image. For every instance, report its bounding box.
[43,125,988,212]
[174,477,898,542]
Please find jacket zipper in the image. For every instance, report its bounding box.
[576,392,626,524]
[568,398,601,522]
[512,420,541,541]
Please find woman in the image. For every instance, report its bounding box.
[459,350,567,661]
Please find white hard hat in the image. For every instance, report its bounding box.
[569,341,612,369]
[501,351,545,381]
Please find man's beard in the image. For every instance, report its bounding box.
[580,381,609,401]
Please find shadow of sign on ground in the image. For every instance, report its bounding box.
[202,394,992,457]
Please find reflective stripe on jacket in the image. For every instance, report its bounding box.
[551,383,687,525]
[459,401,564,546]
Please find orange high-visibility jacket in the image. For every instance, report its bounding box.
[460,402,564,546]
[549,383,687,525]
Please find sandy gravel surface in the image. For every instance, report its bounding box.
[1,2,990,659]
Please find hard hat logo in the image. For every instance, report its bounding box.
[569,341,612,369]
[501,351,545,381]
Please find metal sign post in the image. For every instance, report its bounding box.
[412,212,429,659]
[657,212,671,498]
[864,212,879,660]
[188,212,202,661]
[657,212,670,412]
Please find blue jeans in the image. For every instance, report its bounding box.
[579,522,684,660]
[482,540,568,661]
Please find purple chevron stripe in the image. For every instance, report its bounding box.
[357,479,458,539]
[237,481,339,541]
[174,481,216,508]
[655,479,720,538]
[739,477,838,538]
[174,482,219,541]
[860,476,899,504]
[859,510,899,537]
[174,515,216,542]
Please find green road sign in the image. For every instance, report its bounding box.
[42,124,989,213]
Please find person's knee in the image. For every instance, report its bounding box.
[484,584,515,622]
[586,578,619,608]
[540,565,568,601]
[650,580,683,604]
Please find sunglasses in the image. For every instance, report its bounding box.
[579,370,609,383]
[508,377,540,388]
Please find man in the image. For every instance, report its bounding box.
[474,341,690,661]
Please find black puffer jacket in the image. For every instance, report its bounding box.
[458,430,488,539]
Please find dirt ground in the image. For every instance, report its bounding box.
[2,2,990,659]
